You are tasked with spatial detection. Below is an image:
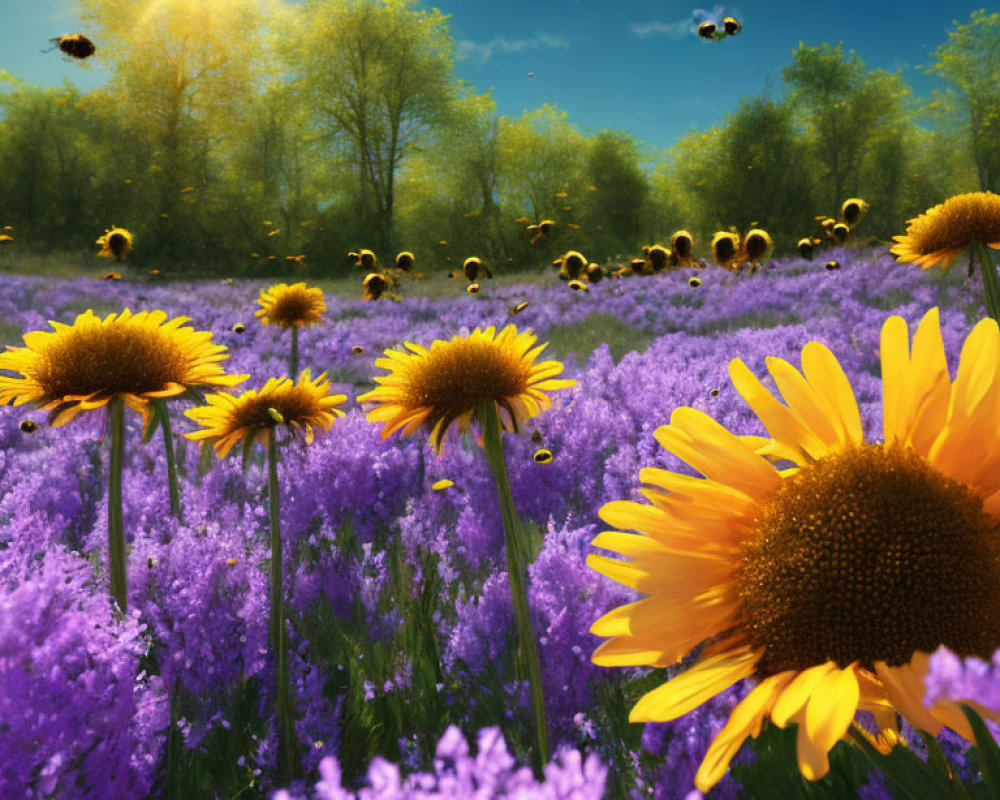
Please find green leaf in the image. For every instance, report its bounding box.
[142,399,164,444]
[961,704,1000,796]
[197,441,215,477]
[849,728,957,800]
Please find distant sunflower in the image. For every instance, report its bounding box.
[255,282,326,328]
[892,192,1000,269]
[0,309,246,427]
[360,325,575,452]
[96,227,133,261]
[186,370,346,458]
[589,308,1000,792]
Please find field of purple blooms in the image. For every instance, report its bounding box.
[2,249,997,799]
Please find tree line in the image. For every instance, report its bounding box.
[0,1,997,277]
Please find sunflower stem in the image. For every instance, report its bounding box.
[976,242,1000,322]
[108,395,127,612]
[267,431,298,785]
[478,400,549,772]
[156,399,183,521]
[290,327,299,379]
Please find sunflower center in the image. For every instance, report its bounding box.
[909,193,1000,254]
[406,339,532,425]
[736,444,1000,677]
[229,388,320,430]
[268,292,318,326]
[35,325,190,399]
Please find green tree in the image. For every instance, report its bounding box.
[288,0,457,255]
[783,43,906,211]
[931,9,1000,192]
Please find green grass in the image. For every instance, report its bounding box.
[544,313,655,363]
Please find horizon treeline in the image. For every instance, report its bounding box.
[0,1,998,278]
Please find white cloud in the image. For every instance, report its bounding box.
[629,19,693,39]
[457,34,570,65]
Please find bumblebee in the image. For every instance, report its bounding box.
[568,279,589,292]
[710,231,739,268]
[102,271,121,281]
[19,419,38,433]
[533,448,554,464]
[349,249,378,270]
[0,235,13,246]
[462,256,492,282]
[832,223,850,243]
[697,20,717,39]
[510,300,530,315]
[466,282,480,294]
[554,251,587,281]
[49,33,96,60]
[352,345,365,355]
[742,229,772,263]
[645,244,670,273]
[689,276,702,288]
[709,388,720,398]
[395,251,415,272]
[362,272,390,301]
[841,198,868,227]
[671,230,694,265]
[798,237,816,259]
[232,323,246,334]
[585,262,604,283]
[825,260,841,271]
[723,17,741,36]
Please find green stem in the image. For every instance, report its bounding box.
[478,400,549,771]
[977,242,1000,322]
[268,431,297,785]
[290,326,299,379]
[108,395,127,612]
[156,399,182,521]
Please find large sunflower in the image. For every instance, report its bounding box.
[589,308,1000,791]
[359,324,575,452]
[185,370,346,458]
[0,309,246,427]
[255,282,326,328]
[892,192,1000,269]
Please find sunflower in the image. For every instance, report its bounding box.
[589,308,1000,792]
[0,309,247,427]
[892,192,1000,269]
[185,370,346,458]
[255,282,326,328]
[360,325,575,452]
[96,227,133,261]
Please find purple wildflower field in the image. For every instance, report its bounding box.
[1,249,995,799]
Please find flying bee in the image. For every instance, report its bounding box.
[825,260,841,271]
[798,237,816,259]
[671,230,694,265]
[510,300,530,315]
[466,282,480,294]
[349,249,378,270]
[96,227,133,261]
[694,6,740,41]
[832,223,850,243]
[586,262,604,283]
[530,429,543,444]
[841,198,868,227]
[709,388,720,398]
[555,250,587,281]
[533,448,554,465]
[645,244,670,273]
[362,271,392,301]
[820,217,838,237]
[723,16,741,35]
[19,419,38,433]
[530,219,556,244]
[352,345,365,355]
[568,279,589,292]
[0,235,13,246]
[462,256,492,282]
[232,323,246,334]
[102,271,121,281]
[697,20,718,39]
[710,231,739,267]
[741,229,772,263]
[47,33,96,60]
[395,251,415,272]
[689,276,702,288]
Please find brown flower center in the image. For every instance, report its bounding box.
[736,444,1000,677]
[405,339,532,429]
[907,193,1000,255]
[266,290,321,327]
[228,387,322,430]
[34,325,191,399]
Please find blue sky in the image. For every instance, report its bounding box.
[0,0,984,149]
